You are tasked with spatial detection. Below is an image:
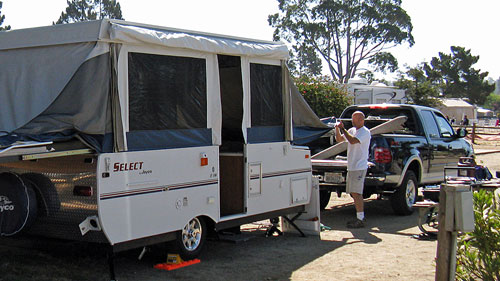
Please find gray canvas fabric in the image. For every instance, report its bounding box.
[0,42,105,134]
[14,54,111,136]
[290,80,328,128]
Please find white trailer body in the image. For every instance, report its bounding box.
[0,20,326,255]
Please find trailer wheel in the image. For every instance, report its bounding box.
[0,172,38,236]
[20,173,60,217]
[390,170,418,216]
[172,217,206,260]
[319,190,332,210]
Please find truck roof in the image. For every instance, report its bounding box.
[343,104,441,115]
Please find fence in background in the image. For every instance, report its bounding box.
[453,124,500,144]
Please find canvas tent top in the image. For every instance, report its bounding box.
[0,19,289,59]
[0,19,327,152]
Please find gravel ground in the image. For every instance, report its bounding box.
[1,143,498,281]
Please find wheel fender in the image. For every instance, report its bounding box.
[396,156,423,187]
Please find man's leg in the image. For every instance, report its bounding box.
[346,170,367,228]
[351,192,364,218]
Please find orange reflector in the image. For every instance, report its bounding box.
[154,259,201,271]
[201,158,208,166]
[305,154,310,159]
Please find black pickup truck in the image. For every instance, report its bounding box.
[312,104,473,215]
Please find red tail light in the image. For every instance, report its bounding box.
[369,105,388,109]
[374,147,392,164]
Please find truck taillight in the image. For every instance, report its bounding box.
[374,147,392,164]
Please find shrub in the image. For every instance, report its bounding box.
[456,190,500,280]
[295,76,352,118]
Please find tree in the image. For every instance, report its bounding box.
[484,93,500,112]
[0,1,11,31]
[424,46,494,105]
[55,0,123,24]
[296,76,352,118]
[394,64,441,107]
[289,43,323,77]
[269,0,414,83]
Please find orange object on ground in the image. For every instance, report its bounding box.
[154,259,201,271]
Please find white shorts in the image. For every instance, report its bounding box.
[346,169,367,195]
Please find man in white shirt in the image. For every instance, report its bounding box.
[335,111,371,228]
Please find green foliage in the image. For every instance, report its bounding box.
[269,0,414,82]
[424,46,494,105]
[0,1,11,31]
[394,64,442,107]
[295,76,352,118]
[289,43,323,77]
[55,0,123,24]
[456,190,500,281]
[484,93,500,113]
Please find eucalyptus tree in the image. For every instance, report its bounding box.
[269,0,414,82]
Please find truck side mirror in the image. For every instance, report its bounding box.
[456,128,468,138]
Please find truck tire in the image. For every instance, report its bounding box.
[20,173,60,217]
[0,172,38,236]
[390,170,418,216]
[319,190,332,210]
[170,217,206,260]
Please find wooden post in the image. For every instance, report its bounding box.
[472,123,476,144]
[435,186,452,281]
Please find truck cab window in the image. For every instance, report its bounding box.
[434,114,454,138]
[420,110,440,138]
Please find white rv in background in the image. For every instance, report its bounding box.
[347,78,407,105]
[0,20,326,262]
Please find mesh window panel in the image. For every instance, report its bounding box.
[250,63,283,127]
[128,53,207,131]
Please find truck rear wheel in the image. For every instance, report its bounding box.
[319,190,332,210]
[390,170,417,215]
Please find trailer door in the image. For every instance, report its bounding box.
[243,61,311,216]
[218,55,246,217]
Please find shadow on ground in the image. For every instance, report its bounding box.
[0,196,424,281]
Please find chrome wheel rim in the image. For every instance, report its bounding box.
[181,217,202,251]
[405,179,417,207]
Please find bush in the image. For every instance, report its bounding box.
[456,190,500,280]
[295,76,352,118]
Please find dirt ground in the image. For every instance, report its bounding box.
[0,143,498,281]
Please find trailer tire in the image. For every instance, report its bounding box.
[171,217,206,260]
[20,173,60,217]
[0,172,38,236]
[319,190,332,210]
[390,170,418,216]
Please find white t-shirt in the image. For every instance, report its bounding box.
[346,126,371,171]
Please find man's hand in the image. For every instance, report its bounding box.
[335,121,346,142]
[335,120,360,145]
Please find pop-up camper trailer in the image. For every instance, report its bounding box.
[0,20,329,260]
